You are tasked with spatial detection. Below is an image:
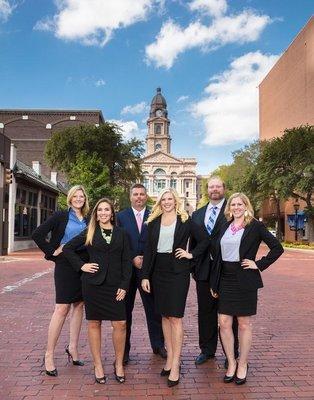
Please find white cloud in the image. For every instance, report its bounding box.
[109,119,140,140]
[0,0,14,21]
[191,51,279,146]
[189,0,227,18]
[95,79,106,87]
[121,101,148,115]
[177,95,189,103]
[145,9,271,69]
[34,0,157,47]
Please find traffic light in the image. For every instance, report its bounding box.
[5,168,13,185]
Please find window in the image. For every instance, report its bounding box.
[142,172,149,191]
[154,123,162,134]
[170,172,177,189]
[153,168,166,193]
[14,187,38,238]
[155,143,161,151]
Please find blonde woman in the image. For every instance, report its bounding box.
[210,193,283,385]
[141,188,209,387]
[32,185,89,376]
[63,198,131,384]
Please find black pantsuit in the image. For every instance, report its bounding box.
[63,225,132,321]
[32,211,86,304]
[191,202,239,357]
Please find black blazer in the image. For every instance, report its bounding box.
[190,200,227,281]
[141,215,210,279]
[62,225,132,290]
[32,211,70,261]
[210,219,284,293]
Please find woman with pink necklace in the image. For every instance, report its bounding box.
[210,193,283,385]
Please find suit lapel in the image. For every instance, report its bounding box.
[240,220,254,246]
[211,199,227,236]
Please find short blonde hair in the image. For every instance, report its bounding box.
[225,192,254,226]
[67,185,89,217]
[146,188,189,224]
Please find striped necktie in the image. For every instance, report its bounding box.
[206,206,218,235]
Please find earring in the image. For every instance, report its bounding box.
[244,210,248,217]
[229,212,233,218]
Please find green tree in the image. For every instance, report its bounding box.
[45,123,144,207]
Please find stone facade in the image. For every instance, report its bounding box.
[141,88,197,212]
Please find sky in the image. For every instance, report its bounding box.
[0,0,313,174]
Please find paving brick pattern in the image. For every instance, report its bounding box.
[0,248,314,399]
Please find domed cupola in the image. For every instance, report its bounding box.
[150,87,168,118]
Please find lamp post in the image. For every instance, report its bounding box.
[293,200,300,242]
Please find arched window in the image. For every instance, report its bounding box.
[170,172,177,190]
[153,169,166,193]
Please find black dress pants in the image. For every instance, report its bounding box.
[125,267,164,354]
[196,280,239,357]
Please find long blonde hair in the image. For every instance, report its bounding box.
[67,185,89,217]
[85,198,115,245]
[146,188,189,224]
[225,192,254,226]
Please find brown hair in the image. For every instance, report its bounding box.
[85,198,115,245]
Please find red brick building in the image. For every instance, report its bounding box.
[259,16,314,242]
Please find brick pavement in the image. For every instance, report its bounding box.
[0,247,314,400]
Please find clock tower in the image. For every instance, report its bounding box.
[146,87,171,155]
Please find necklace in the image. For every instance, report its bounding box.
[102,228,112,244]
[230,222,244,235]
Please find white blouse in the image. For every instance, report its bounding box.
[221,225,244,262]
[157,220,176,253]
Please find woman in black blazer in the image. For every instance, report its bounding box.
[141,188,209,387]
[63,198,132,384]
[32,185,89,376]
[210,193,284,385]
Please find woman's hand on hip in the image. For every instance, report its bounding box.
[81,263,99,273]
[53,245,64,256]
[241,259,258,269]
[175,248,193,259]
[116,288,126,301]
[210,289,219,298]
[141,279,151,293]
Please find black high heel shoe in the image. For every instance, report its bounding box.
[94,368,107,384]
[167,365,181,387]
[223,361,237,383]
[235,363,249,385]
[43,356,58,377]
[160,368,171,377]
[113,361,125,383]
[65,345,84,366]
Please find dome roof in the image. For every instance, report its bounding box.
[150,87,167,108]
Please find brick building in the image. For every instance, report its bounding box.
[259,16,314,242]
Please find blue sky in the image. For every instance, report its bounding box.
[0,0,313,174]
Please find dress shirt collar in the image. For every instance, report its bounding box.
[131,207,146,219]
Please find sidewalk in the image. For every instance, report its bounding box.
[0,248,313,399]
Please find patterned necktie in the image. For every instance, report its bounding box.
[206,206,218,235]
[136,212,142,233]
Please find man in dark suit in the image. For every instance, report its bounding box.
[116,184,166,363]
[191,176,239,365]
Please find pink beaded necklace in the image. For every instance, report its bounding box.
[230,222,244,235]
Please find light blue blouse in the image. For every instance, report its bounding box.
[60,208,87,245]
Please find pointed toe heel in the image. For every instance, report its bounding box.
[65,345,84,366]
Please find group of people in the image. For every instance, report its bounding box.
[32,177,284,387]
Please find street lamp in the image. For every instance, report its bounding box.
[293,200,300,242]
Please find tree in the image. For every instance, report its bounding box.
[45,123,144,207]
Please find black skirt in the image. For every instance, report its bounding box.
[82,279,126,321]
[54,255,83,304]
[218,261,257,316]
[152,253,190,318]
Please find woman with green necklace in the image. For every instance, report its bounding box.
[63,198,131,385]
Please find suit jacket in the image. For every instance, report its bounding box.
[210,219,284,293]
[116,207,150,260]
[62,225,132,290]
[190,200,227,281]
[141,215,210,279]
[32,210,70,261]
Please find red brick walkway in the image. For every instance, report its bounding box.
[0,248,314,399]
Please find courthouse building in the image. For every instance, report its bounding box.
[259,16,314,242]
[141,88,198,212]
